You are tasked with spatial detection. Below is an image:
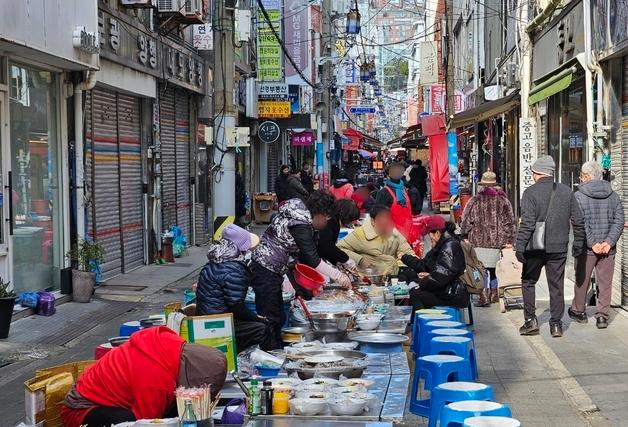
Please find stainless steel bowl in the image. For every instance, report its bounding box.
[310,312,353,333]
[299,349,368,361]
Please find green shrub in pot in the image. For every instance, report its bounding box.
[67,239,104,303]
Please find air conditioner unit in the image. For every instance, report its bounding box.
[121,0,155,8]
[158,0,181,14]
[182,0,203,22]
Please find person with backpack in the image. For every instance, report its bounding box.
[460,171,516,306]
[401,216,469,312]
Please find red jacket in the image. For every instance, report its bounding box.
[330,183,354,200]
[62,327,185,427]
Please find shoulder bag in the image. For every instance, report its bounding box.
[526,183,556,252]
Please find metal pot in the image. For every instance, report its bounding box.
[310,312,353,333]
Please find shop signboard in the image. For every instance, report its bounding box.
[430,85,464,114]
[447,131,460,207]
[291,131,314,146]
[420,41,438,84]
[192,24,213,50]
[258,120,281,143]
[284,0,311,84]
[258,101,291,118]
[519,118,537,198]
[257,0,283,81]
[258,82,289,99]
[97,8,206,94]
[349,106,376,114]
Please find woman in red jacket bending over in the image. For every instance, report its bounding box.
[61,327,227,427]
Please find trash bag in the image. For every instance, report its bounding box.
[170,225,187,258]
[19,292,39,309]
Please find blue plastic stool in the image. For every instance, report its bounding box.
[429,336,478,380]
[419,321,465,357]
[119,321,142,337]
[428,382,493,427]
[440,401,512,427]
[409,355,474,417]
[433,306,462,322]
[412,314,454,354]
[464,416,521,427]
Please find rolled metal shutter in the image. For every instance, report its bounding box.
[160,86,177,232]
[175,90,192,239]
[117,94,144,271]
[89,87,122,278]
[621,57,628,305]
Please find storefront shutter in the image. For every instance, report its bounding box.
[621,57,628,305]
[88,87,122,278]
[160,86,177,232]
[175,90,192,239]
[117,93,144,271]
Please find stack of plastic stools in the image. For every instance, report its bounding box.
[419,320,466,356]
[412,313,453,354]
[409,355,474,416]
[433,306,462,322]
[429,336,478,380]
[463,416,521,427]
[440,401,512,427]
[428,382,493,427]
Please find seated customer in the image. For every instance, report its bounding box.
[401,216,469,312]
[337,204,415,276]
[196,224,271,352]
[317,199,361,268]
[62,327,226,427]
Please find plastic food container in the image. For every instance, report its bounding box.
[256,365,281,377]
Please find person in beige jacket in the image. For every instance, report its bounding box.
[337,205,415,275]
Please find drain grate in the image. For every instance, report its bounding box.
[97,284,147,292]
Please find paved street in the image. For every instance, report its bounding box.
[1,254,627,427]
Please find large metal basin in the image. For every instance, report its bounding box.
[310,312,353,333]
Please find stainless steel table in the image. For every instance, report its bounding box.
[246,420,393,427]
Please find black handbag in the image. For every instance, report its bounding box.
[445,279,467,298]
[526,183,556,252]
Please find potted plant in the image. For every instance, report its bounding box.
[0,278,16,339]
[67,239,104,303]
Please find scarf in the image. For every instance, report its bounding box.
[386,179,407,206]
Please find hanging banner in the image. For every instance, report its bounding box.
[291,131,315,146]
[447,131,460,208]
[519,118,537,199]
[420,41,438,84]
[428,133,450,203]
[284,0,310,84]
[257,0,283,81]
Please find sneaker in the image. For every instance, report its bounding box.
[519,317,540,335]
[568,307,588,324]
[550,322,563,338]
[596,317,608,329]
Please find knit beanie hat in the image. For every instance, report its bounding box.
[221,224,260,252]
[531,155,555,176]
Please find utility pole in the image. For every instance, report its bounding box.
[445,0,455,124]
[212,0,236,237]
[320,0,334,188]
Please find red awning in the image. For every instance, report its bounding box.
[420,114,446,136]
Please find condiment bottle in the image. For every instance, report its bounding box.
[260,380,274,415]
[248,378,261,416]
[181,399,197,427]
[272,389,289,415]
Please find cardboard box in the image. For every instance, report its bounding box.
[168,312,238,371]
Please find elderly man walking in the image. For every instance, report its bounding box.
[568,161,624,329]
[515,155,585,338]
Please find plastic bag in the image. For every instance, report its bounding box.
[170,225,187,258]
[221,398,247,425]
[89,259,103,284]
[19,292,39,309]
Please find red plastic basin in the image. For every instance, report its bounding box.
[294,263,326,290]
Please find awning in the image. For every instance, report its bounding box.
[450,91,520,129]
[528,66,577,105]
[342,127,362,151]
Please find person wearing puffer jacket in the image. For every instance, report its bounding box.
[251,191,352,349]
[569,161,624,329]
[329,170,354,200]
[196,224,272,352]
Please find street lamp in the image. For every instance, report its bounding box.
[346,1,361,35]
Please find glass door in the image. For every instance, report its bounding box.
[8,63,61,292]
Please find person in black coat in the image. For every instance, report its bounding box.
[275,165,291,203]
[196,224,271,352]
[301,162,315,193]
[401,216,469,312]
[317,199,361,267]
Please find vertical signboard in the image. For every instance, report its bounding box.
[284,0,310,83]
[519,118,537,198]
[420,41,438,84]
[447,131,459,207]
[257,0,283,81]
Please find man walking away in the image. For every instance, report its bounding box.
[409,160,428,208]
[569,161,624,329]
[515,155,585,338]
